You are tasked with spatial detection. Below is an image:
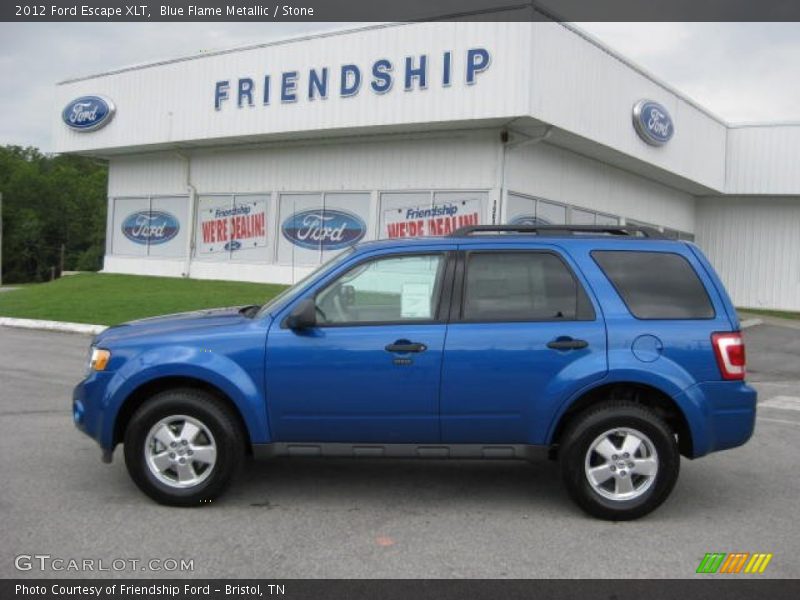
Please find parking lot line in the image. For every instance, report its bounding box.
[760,396,800,411]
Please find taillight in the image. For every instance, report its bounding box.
[711,332,746,380]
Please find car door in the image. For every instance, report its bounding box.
[440,245,608,444]
[265,248,456,443]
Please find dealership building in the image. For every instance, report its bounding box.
[53,21,800,311]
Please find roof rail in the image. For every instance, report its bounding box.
[450,225,667,239]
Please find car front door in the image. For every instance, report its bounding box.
[265,248,455,443]
[440,246,608,444]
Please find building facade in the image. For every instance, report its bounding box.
[53,22,800,311]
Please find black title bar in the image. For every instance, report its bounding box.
[4,0,800,22]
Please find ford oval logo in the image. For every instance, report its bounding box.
[632,100,674,146]
[62,95,115,132]
[282,209,366,250]
[224,240,242,252]
[121,211,180,245]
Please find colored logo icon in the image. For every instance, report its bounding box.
[696,552,773,574]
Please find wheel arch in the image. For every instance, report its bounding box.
[548,382,694,458]
[112,376,253,455]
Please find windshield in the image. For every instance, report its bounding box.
[255,248,356,318]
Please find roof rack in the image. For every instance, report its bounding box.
[450,225,667,239]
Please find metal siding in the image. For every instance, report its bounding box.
[726,125,800,194]
[506,142,695,231]
[54,22,528,154]
[529,23,727,192]
[108,153,187,196]
[110,132,499,196]
[696,197,800,311]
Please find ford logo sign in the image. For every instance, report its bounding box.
[224,240,242,252]
[282,209,366,250]
[632,100,674,146]
[62,95,116,132]
[121,211,180,245]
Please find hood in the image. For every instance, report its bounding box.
[94,305,257,345]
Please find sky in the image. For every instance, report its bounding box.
[1,21,800,151]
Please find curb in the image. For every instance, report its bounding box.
[0,317,106,336]
[740,318,764,330]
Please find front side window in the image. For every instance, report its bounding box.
[315,254,445,325]
[462,252,594,321]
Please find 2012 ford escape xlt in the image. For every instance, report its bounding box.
[73,225,756,520]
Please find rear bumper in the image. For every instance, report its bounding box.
[678,381,757,458]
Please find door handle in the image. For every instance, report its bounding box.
[547,337,589,350]
[385,340,428,353]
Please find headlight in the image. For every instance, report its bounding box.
[87,346,111,373]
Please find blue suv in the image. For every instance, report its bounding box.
[73,225,756,520]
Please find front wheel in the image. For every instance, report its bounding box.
[559,401,680,521]
[123,389,244,506]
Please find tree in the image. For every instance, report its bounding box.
[0,146,108,283]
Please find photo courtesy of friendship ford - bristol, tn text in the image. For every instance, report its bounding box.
[1,1,799,597]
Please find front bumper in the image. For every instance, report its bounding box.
[72,371,115,456]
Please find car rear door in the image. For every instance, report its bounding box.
[439,243,608,444]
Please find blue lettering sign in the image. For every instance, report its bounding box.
[212,48,492,110]
[404,55,427,91]
[371,59,393,93]
[281,71,298,103]
[466,48,490,84]
[214,81,229,110]
[340,64,361,97]
[309,67,328,100]
[238,78,254,107]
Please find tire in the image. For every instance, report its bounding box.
[559,401,680,521]
[123,388,244,507]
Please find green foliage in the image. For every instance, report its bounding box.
[0,146,108,283]
[0,273,287,326]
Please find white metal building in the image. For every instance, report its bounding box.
[53,22,800,311]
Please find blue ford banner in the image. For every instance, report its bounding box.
[282,209,366,250]
[632,99,674,146]
[121,211,180,245]
[62,95,116,132]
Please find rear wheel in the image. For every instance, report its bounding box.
[559,401,680,520]
[123,389,244,506]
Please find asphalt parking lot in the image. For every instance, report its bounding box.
[1,323,799,579]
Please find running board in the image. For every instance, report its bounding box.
[252,443,548,461]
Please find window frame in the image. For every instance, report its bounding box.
[591,249,717,321]
[452,249,597,324]
[304,250,456,329]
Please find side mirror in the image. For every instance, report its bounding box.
[285,298,317,330]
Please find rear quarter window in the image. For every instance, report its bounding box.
[592,250,715,320]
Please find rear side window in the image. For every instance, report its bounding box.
[462,252,594,321]
[592,250,715,319]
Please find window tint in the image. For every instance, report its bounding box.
[592,251,714,319]
[315,254,445,324]
[462,252,593,321]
